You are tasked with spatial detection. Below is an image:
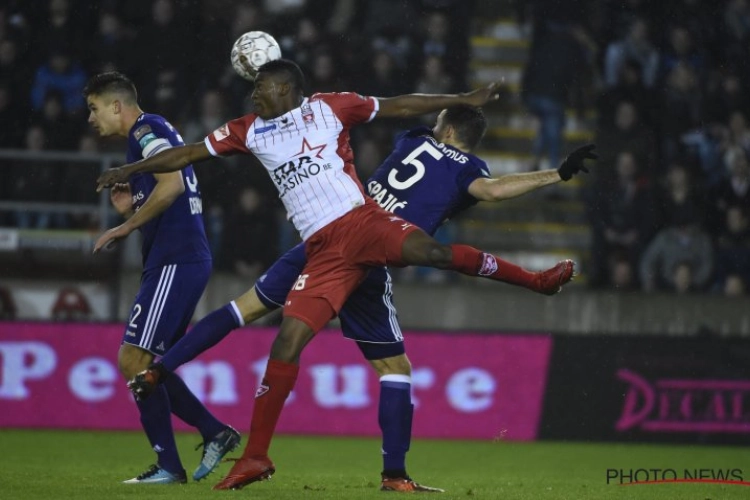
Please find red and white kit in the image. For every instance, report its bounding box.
[205,93,419,330]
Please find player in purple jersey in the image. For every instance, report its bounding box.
[84,72,240,484]
[125,104,595,491]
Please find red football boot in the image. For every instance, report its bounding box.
[212,456,275,490]
[532,259,575,295]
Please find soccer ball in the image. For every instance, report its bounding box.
[230,31,282,81]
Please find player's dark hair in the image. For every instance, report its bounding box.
[257,59,306,95]
[442,105,487,151]
[82,72,138,104]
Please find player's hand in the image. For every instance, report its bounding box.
[93,222,133,254]
[97,166,131,192]
[557,144,598,181]
[463,81,506,106]
[110,183,133,216]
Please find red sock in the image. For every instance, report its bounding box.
[243,359,299,458]
[449,244,536,288]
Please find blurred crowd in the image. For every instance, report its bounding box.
[1,0,749,297]
[0,0,472,275]
[518,0,750,296]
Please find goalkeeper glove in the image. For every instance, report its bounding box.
[557,144,597,181]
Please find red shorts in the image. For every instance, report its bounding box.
[284,199,420,332]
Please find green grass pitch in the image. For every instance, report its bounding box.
[0,429,748,499]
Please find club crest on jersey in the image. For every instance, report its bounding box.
[301,102,315,123]
[479,253,498,276]
[213,124,230,141]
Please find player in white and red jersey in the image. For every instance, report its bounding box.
[96,59,578,491]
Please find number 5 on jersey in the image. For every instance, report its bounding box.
[293,274,310,290]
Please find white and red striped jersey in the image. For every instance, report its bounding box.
[205,92,379,240]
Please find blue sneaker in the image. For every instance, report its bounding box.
[193,426,242,481]
[123,464,187,484]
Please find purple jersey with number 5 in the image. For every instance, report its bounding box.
[255,127,490,349]
[365,126,490,236]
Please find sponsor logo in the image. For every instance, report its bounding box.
[615,369,750,433]
[271,138,331,196]
[254,124,277,134]
[125,330,136,337]
[131,191,145,204]
[213,124,230,141]
[155,341,165,352]
[153,444,164,453]
[255,383,270,398]
[478,253,498,276]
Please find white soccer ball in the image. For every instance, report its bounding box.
[230,31,282,81]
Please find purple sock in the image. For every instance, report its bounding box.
[164,373,225,442]
[160,303,243,372]
[137,384,183,474]
[379,376,413,475]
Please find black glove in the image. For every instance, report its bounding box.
[127,362,168,401]
[557,144,597,181]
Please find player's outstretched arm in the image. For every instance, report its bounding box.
[468,144,598,201]
[93,172,185,253]
[376,82,504,119]
[96,142,211,192]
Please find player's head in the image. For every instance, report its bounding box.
[252,59,305,119]
[432,105,487,152]
[83,72,139,137]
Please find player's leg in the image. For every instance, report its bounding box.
[399,228,574,295]
[212,315,316,490]
[119,266,186,484]
[133,243,306,389]
[340,268,443,492]
[149,261,242,482]
[215,237,367,490]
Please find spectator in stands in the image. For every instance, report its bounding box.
[307,50,349,93]
[88,11,135,75]
[588,150,658,287]
[608,252,637,291]
[603,17,659,89]
[656,162,706,229]
[639,210,714,292]
[722,274,746,297]
[659,62,702,164]
[710,146,750,232]
[597,58,656,129]
[593,100,656,184]
[30,47,87,116]
[60,133,100,229]
[658,25,706,84]
[33,89,80,151]
[51,287,92,321]
[9,125,63,229]
[712,204,750,293]
[220,186,279,278]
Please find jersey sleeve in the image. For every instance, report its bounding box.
[133,120,174,159]
[204,114,257,157]
[313,92,379,127]
[456,158,491,194]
